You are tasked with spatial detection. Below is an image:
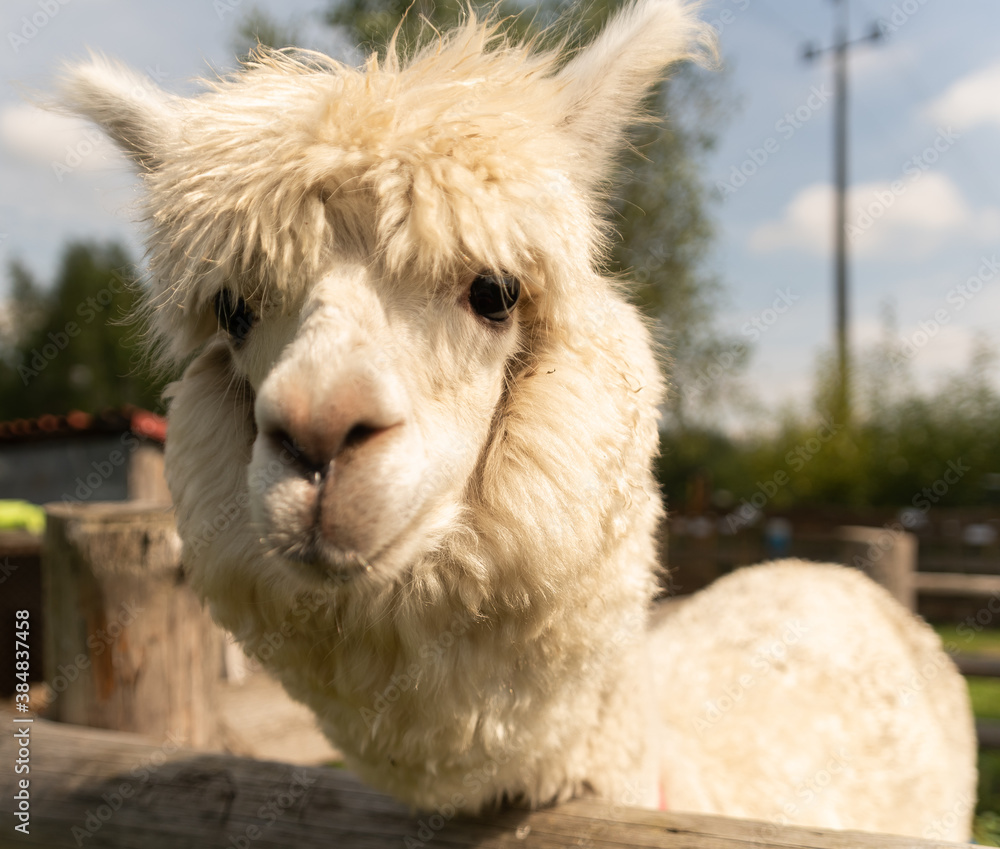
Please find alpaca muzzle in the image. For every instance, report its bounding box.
[247,344,428,577]
[260,383,404,477]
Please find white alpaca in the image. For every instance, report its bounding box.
[59,1,975,839]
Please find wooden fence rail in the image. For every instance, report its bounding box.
[0,718,969,849]
[914,572,1000,597]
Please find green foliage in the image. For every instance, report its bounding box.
[231,5,301,65]
[0,242,167,420]
[325,0,531,53]
[976,805,1000,847]
[610,60,742,426]
[660,338,1000,511]
[0,500,45,533]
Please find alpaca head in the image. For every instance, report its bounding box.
[59,2,711,617]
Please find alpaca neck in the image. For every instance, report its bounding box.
[261,541,659,811]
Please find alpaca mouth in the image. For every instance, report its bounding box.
[273,534,376,584]
[261,474,441,586]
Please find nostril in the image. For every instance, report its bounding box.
[260,403,402,477]
[266,428,325,475]
[343,422,380,451]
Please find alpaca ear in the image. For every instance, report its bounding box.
[555,0,715,179]
[57,54,177,171]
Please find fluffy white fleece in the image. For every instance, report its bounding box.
[58,1,976,840]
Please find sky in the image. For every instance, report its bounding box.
[1,0,999,421]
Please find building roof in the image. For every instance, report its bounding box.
[0,406,166,445]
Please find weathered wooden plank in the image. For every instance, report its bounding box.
[976,720,1000,749]
[914,572,1000,597]
[42,503,224,748]
[951,653,1000,678]
[0,718,970,849]
[838,526,916,611]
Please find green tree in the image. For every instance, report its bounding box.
[613,63,741,427]
[657,337,1000,514]
[324,0,530,52]
[0,241,167,420]
[232,5,302,64]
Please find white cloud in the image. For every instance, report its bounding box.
[749,183,831,255]
[927,62,1000,131]
[0,102,120,171]
[851,41,919,79]
[899,323,988,386]
[749,174,1000,258]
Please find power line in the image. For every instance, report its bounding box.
[803,0,881,422]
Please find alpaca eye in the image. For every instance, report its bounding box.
[469,274,520,322]
[214,289,256,346]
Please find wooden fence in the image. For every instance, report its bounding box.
[0,504,990,845]
[0,718,969,849]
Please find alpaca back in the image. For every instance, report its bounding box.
[650,561,975,840]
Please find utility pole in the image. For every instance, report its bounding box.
[803,0,880,423]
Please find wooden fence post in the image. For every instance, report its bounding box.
[839,525,917,612]
[42,502,222,747]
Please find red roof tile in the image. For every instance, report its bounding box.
[0,406,166,445]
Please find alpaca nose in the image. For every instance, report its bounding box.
[259,380,403,475]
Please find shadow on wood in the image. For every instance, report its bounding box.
[0,718,970,848]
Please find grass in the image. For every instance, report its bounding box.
[937,624,1000,656]
[978,755,1000,844]
[970,678,1000,721]
[935,626,1000,844]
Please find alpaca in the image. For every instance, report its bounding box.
[58,1,976,839]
